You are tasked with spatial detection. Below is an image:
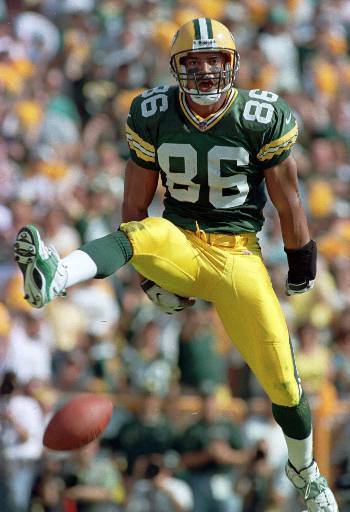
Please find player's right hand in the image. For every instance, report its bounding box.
[141,279,195,314]
[285,278,315,296]
[284,239,317,296]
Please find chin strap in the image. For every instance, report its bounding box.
[189,91,222,105]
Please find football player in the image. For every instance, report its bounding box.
[14,18,337,511]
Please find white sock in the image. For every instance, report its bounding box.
[62,250,97,288]
[284,431,313,471]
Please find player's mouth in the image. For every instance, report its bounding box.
[198,78,217,92]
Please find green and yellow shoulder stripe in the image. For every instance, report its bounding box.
[257,122,298,162]
[126,124,156,164]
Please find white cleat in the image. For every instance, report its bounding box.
[286,460,338,511]
[14,225,67,308]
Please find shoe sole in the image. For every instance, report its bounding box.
[14,225,52,308]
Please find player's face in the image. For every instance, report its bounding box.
[182,51,226,94]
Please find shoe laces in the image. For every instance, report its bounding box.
[305,483,312,500]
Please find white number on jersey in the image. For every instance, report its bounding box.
[243,89,278,124]
[141,86,169,118]
[157,143,250,208]
[208,147,249,208]
[157,143,200,203]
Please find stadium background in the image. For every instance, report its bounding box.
[0,0,350,511]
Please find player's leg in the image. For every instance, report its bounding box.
[14,218,201,308]
[212,250,337,511]
[119,217,202,297]
[14,224,133,308]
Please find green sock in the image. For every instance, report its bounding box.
[272,391,312,440]
[80,230,133,278]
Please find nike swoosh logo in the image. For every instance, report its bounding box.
[286,113,292,124]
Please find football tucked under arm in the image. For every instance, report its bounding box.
[141,279,195,314]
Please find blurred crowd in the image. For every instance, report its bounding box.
[0,0,350,511]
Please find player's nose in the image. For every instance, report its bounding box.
[196,61,215,77]
[200,61,212,73]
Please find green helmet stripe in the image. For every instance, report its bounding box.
[193,19,201,39]
[206,18,213,39]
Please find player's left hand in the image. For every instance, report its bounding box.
[141,279,195,314]
[285,239,317,296]
[285,278,315,296]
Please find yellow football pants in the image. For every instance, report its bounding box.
[120,217,300,406]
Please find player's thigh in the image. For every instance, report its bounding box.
[120,217,200,297]
[214,254,300,406]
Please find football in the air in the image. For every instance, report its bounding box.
[43,393,113,451]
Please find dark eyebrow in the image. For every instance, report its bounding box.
[187,55,221,61]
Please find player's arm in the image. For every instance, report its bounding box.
[122,158,195,313]
[264,154,309,248]
[122,158,159,222]
[124,94,195,313]
[264,154,317,295]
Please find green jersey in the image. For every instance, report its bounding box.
[177,418,244,474]
[126,86,298,233]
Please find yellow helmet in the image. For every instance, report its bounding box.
[170,18,240,96]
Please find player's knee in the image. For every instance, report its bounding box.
[268,380,300,407]
[120,217,183,250]
[119,219,148,238]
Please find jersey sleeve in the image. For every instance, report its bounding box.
[125,95,159,171]
[255,97,298,169]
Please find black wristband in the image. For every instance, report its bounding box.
[284,239,317,284]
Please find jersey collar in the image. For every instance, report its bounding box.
[179,88,238,132]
